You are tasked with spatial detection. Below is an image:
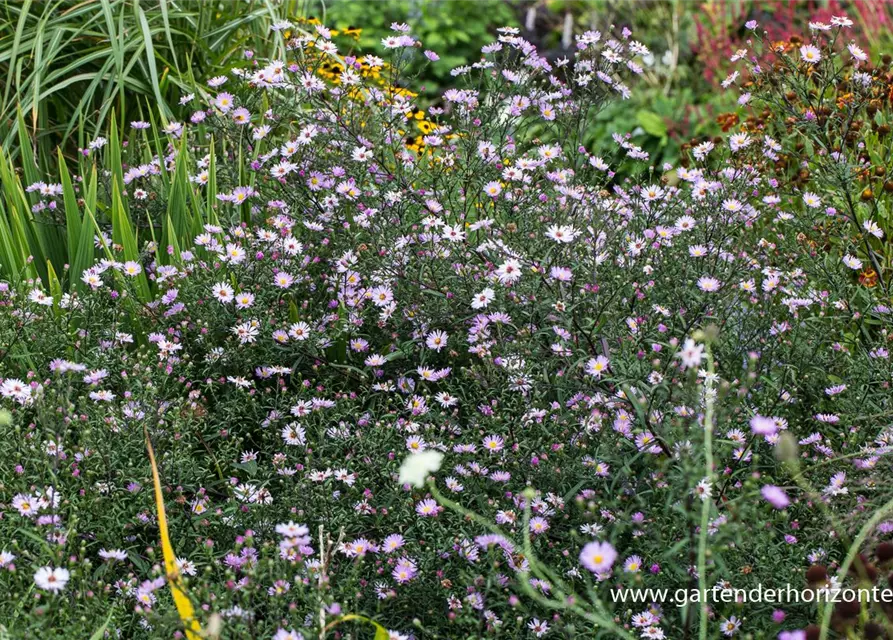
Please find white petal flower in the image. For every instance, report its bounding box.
[398,451,444,488]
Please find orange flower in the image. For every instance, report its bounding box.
[717,113,740,132]
[859,268,878,288]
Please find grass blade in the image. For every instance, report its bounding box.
[88,610,114,640]
[58,149,82,265]
[135,3,171,120]
[144,426,203,640]
[206,136,219,226]
[2,0,34,110]
[110,181,150,300]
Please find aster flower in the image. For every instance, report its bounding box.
[496,259,523,284]
[842,255,863,270]
[528,619,550,637]
[212,282,234,303]
[12,493,36,517]
[623,555,643,572]
[482,434,504,453]
[697,276,721,292]
[471,288,495,309]
[529,517,550,535]
[799,45,821,64]
[824,472,848,496]
[392,557,418,582]
[33,566,69,593]
[579,541,617,573]
[415,499,440,517]
[483,181,502,197]
[750,415,778,436]
[234,292,255,309]
[585,355,610,378]
[382,534,405,554]
[802,192,822,208]
[676,338,705,369]
[545,224,580,243]
[847,42,867,62]
[863,219,884,239]
[693,478,712,501]
[728,133,751,152]
[761,485,790,509]
[426,330,448,352]
[720,616,741,636]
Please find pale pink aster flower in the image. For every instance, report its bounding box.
[579,541,617,573]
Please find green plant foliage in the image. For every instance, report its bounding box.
[0,0,302,162]
[313,0,517,96]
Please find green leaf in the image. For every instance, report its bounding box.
[15,106,41,196]
[636,110,668,139]
[0,201,32,281]
[161,213,182,264]
[234,460,258,476]
[207,137,219,226]
[136,3,172,120]
[107,108,124,197]
[46,259,62,305]
[71,207,97,293]
[2,0,34,111]
[88,610,114,640]
[166,132,195,247]
[109,182,150,300]
[332,614,389,640]
[58,149,82,264]
[0,149,45,282]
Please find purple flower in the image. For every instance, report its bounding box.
[761,485,791,509]
[750,415,778,436]
[392,557,418,583]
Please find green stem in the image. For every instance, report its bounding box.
[429,482,636,640]
[697,343,715,640]
[818,493,893,640]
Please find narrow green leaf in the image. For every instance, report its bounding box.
[46,259,62,305]
[207,137,219,225]
[136,3,171,119]
[88,610,114,640]
[108,109,124,200]
[99,0,125,110]
[71,205,97,294]
[3,0,34,110]
[15,106,40,189]
[110,182,150,300]
[0,150,45,282]
[58,149,82,267]
[0,197,31,280]
[158,0,179,74]
[167,132,193,247]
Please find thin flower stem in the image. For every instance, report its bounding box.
[431,482,635,639]
[697,343,715,640]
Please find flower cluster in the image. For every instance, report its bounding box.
[1,15,892,640]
